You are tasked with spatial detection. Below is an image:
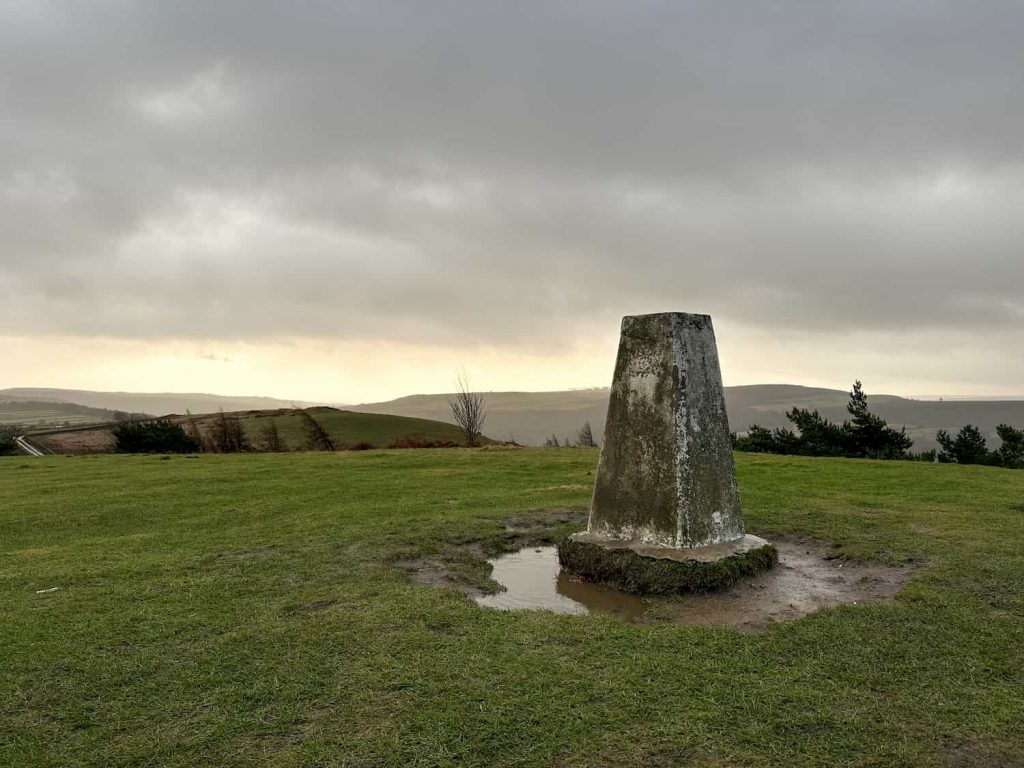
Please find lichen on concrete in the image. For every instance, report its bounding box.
[562,311,773,594]
[588,312,743,549]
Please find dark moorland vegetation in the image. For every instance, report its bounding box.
[0,425,18,455]
[2,449,1022,766]
[112,419,200,454]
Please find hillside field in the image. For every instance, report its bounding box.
[26,407,472,454]
[352,385,1024,450]
[0,400,120,431]
[1,450,1022,766]
[186,407,473,450]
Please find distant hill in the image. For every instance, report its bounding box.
[0,388,320,417]
[10,385,1024,453]
[27,407,473,454]
[352,385,1024,451]
[0,400,122,430]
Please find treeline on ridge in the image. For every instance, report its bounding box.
[733,381,1024,468]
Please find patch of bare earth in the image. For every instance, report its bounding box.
[32,426,115,454]
[400,559,487,597]
[663,538,916,632]
[396,511,919,632]
[941,739,1024,767]
[395,508,587,597]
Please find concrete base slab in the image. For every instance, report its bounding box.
[558,533,777,595]
[567,533,772,562]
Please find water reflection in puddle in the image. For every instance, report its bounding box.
[476,547,646,621]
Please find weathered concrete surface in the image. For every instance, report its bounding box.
[566,532,770,563]
[588,312,744,548]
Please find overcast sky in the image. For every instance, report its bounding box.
[3,1,1023,402]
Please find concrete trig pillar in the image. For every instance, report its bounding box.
[558,312,775,594]
[590,312,744,548]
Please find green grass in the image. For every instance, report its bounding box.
[1,451,1022,767]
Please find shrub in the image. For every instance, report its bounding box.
[0,425,19,456]
[385,436,460,449]
[113,420,200,454]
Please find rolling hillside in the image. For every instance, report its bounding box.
[352,385,1024,451]
[0,388,321,417]
[0,400,122,430]
[27,407,473,454]
[186,407,472,450]
[11,385,1024,452]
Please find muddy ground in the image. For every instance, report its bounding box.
[396,509,918,633]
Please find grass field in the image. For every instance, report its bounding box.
[1,450,1022,766]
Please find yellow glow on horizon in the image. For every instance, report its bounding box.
[3,324,1023,403]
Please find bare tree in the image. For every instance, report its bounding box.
[259,419,288,452]
[544,434,561,448]
[448,369,487,446]
[210,409,251,452]
[184,410,207,452]
[297,408,335,451]
[577,421,597,448]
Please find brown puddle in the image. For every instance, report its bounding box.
[476,547,646,620]
[475,540,916,631]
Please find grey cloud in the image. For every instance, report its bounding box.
[2,1,1023,352]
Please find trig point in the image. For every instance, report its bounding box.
[558,312,776,594]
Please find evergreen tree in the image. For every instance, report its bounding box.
[845,380,913,458]
[994,424,1024,469]
[785,407,850,456]
[936,425,990,465]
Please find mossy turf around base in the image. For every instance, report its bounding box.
[557,537,778,594]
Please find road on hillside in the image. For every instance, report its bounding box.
[14,436,45,457]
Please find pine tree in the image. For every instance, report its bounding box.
[936,425,990,465]
[845,380,912,458]
[994,424,1024,469]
